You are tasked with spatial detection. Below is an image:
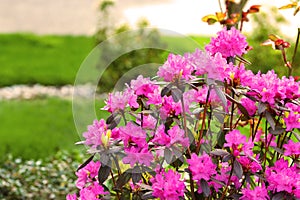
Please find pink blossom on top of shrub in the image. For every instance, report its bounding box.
[157,53,194,81]
[205,27,248,58]
[130,75,158,97]
[160,95,182,119]
[103,88,139,113]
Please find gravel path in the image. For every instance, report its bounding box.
[0,84,106,100]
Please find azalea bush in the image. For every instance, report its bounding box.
[68,1,300,200]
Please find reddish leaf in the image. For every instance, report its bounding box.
[202,14,218,25]
[268,34,281,42]
[248,5,261,13]
[216,12,226,21]
[294,6,300,16]
[279,3,297,10]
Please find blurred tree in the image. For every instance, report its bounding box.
[95,0,167,92]
[244,7,300,76]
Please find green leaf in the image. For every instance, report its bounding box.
[132,166,142,184]
[258,102,267,114]
[200,179,210,197]
[171,88,183,103]
[272,192,285,200]
[272,146,284,155]
[237,103,250,120]
[116,169,132,189]
[76,154,95,172]
[210,149,230,157]
[141,192,155,200]
[213,86,227,108]
[233,159,243,179]
[98,161,111,184]
[164,148,173,164]
[106,113,121,129]
[222,154,233,162]
[161,83,173,97]
[268,126,285,135]
[265,111,275,130]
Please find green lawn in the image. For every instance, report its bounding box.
[161,35,210,54]
[0,33,211,87]
[0,97,108,160]
[0,33,94,86]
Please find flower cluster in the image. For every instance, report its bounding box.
[68,161,108,200]
[150,168,185,200]
[68,25,300,199]
[205,27,248,58]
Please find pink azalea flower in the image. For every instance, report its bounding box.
[150,168,185,200]
[83,119,108,149]
[283,140,300,157]
[238,156,262,173]
[205,27,248,58]
[147,87,162,105]
[241,185,269,200]
[103,88,139,113]
[119,122,147,147]
[160,96,182,119]
[136,114,157,130]
[284,103,300,131]
[224,130,247,149]
[209,162,241,191]
[184,48,207,76]
[79,182,108,200]
[185,48,231,81]
[157,53,194,81]
[240,98,257,116]
[130,75,158,98]
[66,193,77,200]
[266,158,300,196]
[122,145,153,167]
[187,153,217,182]
[152,125,189,147]
[75,161,101,189]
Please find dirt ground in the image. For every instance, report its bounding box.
[0,0,101,35]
